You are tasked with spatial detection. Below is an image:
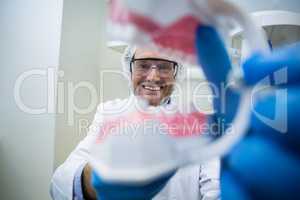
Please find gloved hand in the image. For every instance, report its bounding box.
[89,100,208,200]
[196,25,300,200]
[89,102,177,200]
[91,171,174,200]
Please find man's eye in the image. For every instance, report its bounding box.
[158,64,172,71]
[159,65,168,70]
[139,64,149,69]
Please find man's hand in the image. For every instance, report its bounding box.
[82,164,97,200]
[87,104,180,200]
[87,102,209,200]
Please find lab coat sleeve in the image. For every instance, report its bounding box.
[199,158,221,200]
[50,103,105,200]
[73,163,86,200]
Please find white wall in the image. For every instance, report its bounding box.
[0,0,63,199]
[54,0,129,167]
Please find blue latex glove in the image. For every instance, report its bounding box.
[91,171,174,200]
[196,25,300,200]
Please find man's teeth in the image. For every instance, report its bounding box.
[144,85,161,91]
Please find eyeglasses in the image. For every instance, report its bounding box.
[130,58,178,77]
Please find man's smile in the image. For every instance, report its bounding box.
[141,83,164,92]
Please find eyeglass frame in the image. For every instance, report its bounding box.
[130,56,179,78]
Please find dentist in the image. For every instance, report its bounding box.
[50,46,220,200]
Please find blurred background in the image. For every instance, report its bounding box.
[0,0,300,199]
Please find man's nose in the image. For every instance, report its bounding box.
[146,66,160,81]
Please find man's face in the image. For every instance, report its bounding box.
[131,48,177,106]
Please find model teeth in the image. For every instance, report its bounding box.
[144,86,160,91]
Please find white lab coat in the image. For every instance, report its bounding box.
[50,97,220,200]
